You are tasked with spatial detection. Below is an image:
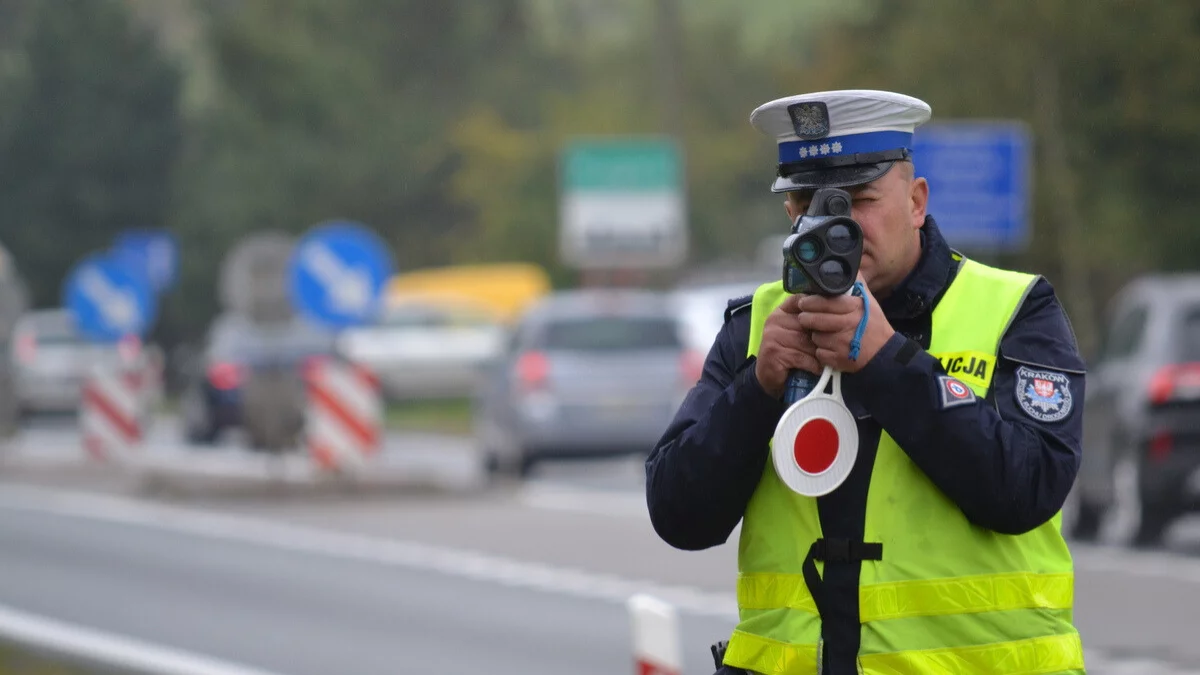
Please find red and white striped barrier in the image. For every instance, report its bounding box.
[80,364,145,461]
[628,594,682,675]
[304,358,382,472]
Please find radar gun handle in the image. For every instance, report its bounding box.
[783,369,819,406]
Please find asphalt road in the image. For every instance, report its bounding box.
[0,487,734,675]
[2,421,1200,674]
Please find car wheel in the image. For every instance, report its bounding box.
[1109,450,1177,550]
[1131,456,1176,549]
[1132,505,1173,549]
[181,389,216,444]
[186,422,219,445]
[518,452,538,478]
[1063,489,1105,543]
[484,447,533,480]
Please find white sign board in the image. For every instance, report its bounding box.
[559,138,687,269]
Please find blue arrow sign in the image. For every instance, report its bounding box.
[112,229,179,294]
[287,220,395,329]
[911,121,1032,253]
[62,252,157,343]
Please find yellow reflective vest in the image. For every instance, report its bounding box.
[723,257,1085,675]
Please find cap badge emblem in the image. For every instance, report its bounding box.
[787,102,830,140]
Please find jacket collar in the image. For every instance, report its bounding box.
[878,215,955,320]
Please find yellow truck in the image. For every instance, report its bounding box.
[383,263,551,324]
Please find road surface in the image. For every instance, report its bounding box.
[1,421,1199,673]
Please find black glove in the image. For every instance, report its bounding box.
[710,641,752,674]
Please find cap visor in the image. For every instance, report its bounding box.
[771,161,896,193]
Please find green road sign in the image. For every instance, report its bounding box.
[559,137,688,270]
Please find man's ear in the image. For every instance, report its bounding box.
[784,198,799,223]
[910,176,929,229]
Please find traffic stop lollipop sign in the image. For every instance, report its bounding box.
[772,365,859,497]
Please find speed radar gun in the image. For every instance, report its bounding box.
[772,187,867,497]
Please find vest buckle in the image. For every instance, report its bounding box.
[810,538,883,563]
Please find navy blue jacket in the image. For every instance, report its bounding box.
[645,217,1086,674]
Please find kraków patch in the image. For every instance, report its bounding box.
[1014,366,1073,422]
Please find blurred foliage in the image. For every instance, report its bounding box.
[0,641,95,674]
[799,0,1200,354]
[0,0,1195,360]
[0,0,181,311]
[384,398,473,435]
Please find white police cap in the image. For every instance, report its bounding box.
[750,90,932,193]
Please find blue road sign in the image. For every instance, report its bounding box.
[287,220,395,329]
[911,121,1032,252]
[112,229,179,293]
[62,252,157,343]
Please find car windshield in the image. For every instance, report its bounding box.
[378,304,494,329]
[1179,305,1200,362]
[209,317,333,360]
[20,312,84,346]
[539,316,681,351]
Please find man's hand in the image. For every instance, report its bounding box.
[754,294,822,398]
[796,280,894,373]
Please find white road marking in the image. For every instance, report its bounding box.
[0,602,285,675]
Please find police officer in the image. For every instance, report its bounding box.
[646,90,1087,674]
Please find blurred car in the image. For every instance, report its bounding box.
[335,299,506,401]
[10,308,144,418]
[670,279,765,355]
[1071,274,1200,547]
[178,313,336,445]
[473,289,703,476]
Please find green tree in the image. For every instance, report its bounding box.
[164,0,537,341]
[790,0,1200,357]
[0,0,183,309]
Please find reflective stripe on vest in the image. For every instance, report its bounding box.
[725,631,1083,675]
[724,257,1085,675]
[738,571,1074,621]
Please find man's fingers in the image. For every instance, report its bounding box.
[776,294,804,315]
[797,294,858,315]
[764,323,818,354]
[785,353,823,377]
[815,347,842,369]
[765,311,806,332]
[795,329,817,352]
[797,311,856,333]
[810,331,851,352]
[764,345,821,374]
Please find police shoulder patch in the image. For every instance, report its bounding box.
[1014,366,1074,423]
[937,375,976,410]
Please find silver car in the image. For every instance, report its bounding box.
[670,279,765,355]
[10,309,133,417]
[1071,274,1200,547]
[336,301,506,401]
[473,289,702,476]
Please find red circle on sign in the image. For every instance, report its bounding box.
[948,381,969,398]
[793,418,839,474]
